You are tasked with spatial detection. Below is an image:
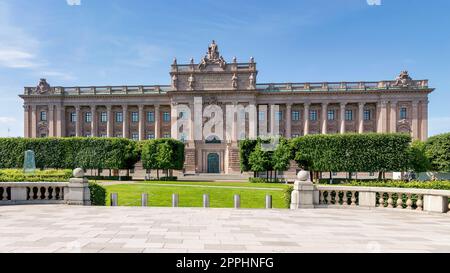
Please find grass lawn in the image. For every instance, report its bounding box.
[104,181,290,208]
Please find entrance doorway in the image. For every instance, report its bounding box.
[207,153,220,173]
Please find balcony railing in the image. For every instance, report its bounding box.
[24,85,172,96]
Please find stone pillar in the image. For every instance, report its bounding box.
[189,103,195,142]
[90,105,97,137]
[122,105,128,138]
[290,170,316,209]
[411,101,419,140]
[67,168,91,206]
[389,101,397,133]
[24,105,30,138]
[31,105,37,138]
[138,105,145,141]
[303,103,310,135]
[377,101,387,133]
[358,102,365,134]
[171,103,178,140]
[421,100,429,141]
[358,192,377,208]
[248,102,257,139]
[48,104,55,137]
[231,102,237,141]
[321,102,328,134]
[423,195,449,213]
[75,105,81,137]
[286,103,292,138]
[155,104,160,139]
[56,105,65,137]
[258,105,268,136]
[340,102,346,134]
[269,104,278,136]
[106,105,113,138]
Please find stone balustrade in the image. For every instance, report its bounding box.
[312,185,450,213]
[23,85,171,96]
[0,169,91,206]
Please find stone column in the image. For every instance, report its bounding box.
[31,105,37,138]
[248,102,257,139]
[340,102,346,134]
[286,103,292,138]
[420,99,429,141]
[122,105,128,138]
[321,102,328,134]
[411,101,419,140]
[377,101,387,133]
[189,103,195,141]
[56,105,65,137]
[269,104,277,135]
[90,105,97,137]
[138,105,145,140]
[258,105,268,136]
[171,103,178,140]
[303,103,310,136]
[389,101,397,133]
[154,105,160,139]
[75,105,81,137]
[24,105,30,138]
[358,102,365,134]
[231,102,237,141]
[106,105,113,138]
[48,104,55,137]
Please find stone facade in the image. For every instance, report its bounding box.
[20,42,434,174]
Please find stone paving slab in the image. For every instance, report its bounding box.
[0,205,449,253]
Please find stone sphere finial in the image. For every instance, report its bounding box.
[73,168,84,178]
[297,170,309,181]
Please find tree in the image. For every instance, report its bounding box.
[425,133,450,172]
[156,142,173,177]
[408,140,431,172]
[248,143,271,180]
[272,137,292,180]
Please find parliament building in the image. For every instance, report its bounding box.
[20,41,434,175]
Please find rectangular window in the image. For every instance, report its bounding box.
[147,111,155,122]
[100,112,107,123]
[276,111,283,121]
[131,112,139,123]
[292,111,300,121]
[327,110,335,121]
[40,111,47,122]
[85,133,91,137]
[258,111,265,121]
[147,133,155,140]
[364,109,371,121]
[40,133,47,138]
[309,110,317,121]
[131,133,139,141]
[100,134,107,138]
[115,112,123,123]
[292,134,300,138]
[400,107,407,119]
[345,110,353,121]
[115,133,123,138]
[70,112,76,123]
[163,112,170,122]
[179,111,187,120]
[85,112,92,123]
[163,133,170,138]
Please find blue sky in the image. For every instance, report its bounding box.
[0,0,449,137]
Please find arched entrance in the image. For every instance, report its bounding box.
[207,153,220,173]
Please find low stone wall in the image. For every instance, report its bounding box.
[0,169,91,206]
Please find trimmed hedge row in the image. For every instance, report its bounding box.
[290,133,411,172]
[0,138,139,170]
[0,169,72,182]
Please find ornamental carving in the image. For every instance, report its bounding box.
[198,40,227,70]
[35,78,52,94]
[393,71,413,88]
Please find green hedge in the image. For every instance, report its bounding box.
[340,180,450,190]
[0,138,139,170]
[425,133,450,172]
[141,139,185,172]
[89,183,107,206]
[0,169,72,182]
[290,133,411,172]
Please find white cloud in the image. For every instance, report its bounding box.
[0,49,38,68]
[429,117,450,136]
[0,117,17,124]
[67,0,81,6]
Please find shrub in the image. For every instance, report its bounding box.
[425,133,450,172]
[249,177,286,183]
[89,182,107,206]
[340,180,450,190]
[158,176,178,181]
[283,186,293,208]
[0,169,72,182]
[0,138,139,170]
[141,139,185,176]
[290,133,411,172]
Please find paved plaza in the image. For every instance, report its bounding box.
[0,205,449,253]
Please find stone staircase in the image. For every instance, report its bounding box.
[179,173,251,182]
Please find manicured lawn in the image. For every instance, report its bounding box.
[104,182,289,208]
